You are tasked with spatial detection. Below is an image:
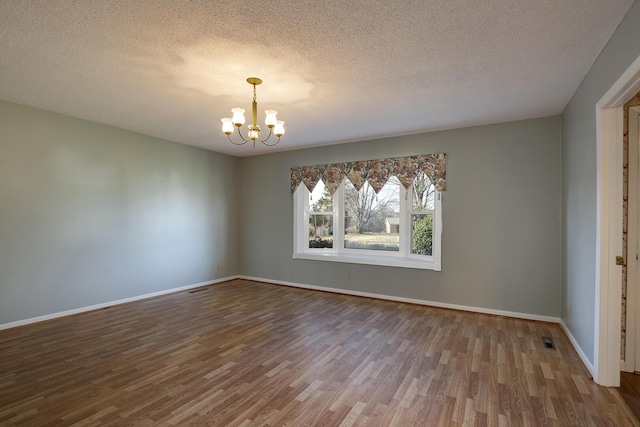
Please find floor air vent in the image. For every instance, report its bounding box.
[542,337,556,349]
[189,288,208,294]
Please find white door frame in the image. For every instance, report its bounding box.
[624,106,640,373]
[595,53,640,386]
[625,106,640,373]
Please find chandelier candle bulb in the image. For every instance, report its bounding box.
[265,110,278,127]
[231,108,245,126]
[221,77,285,147]
[274,120,285,136]
[221,117,234,134]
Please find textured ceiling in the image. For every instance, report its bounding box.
[0,1,635,157]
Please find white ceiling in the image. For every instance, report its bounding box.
[0,1,635,157]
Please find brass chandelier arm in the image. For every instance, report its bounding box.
[259,129,281,147]
[261,137,281,147]
[257,127,273,144]
[227,134,248,145]
[227,126,250,145]
[228,127,280,147]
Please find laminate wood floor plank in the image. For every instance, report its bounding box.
[0,279,636,426]
[620,372,640,422]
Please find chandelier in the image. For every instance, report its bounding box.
[221,77,285,147]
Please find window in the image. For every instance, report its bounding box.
[344,177,400,251]
[308,180,334,249]
[294,170,442,270]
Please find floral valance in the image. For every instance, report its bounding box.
[290,153,446,197]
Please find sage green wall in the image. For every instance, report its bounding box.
[238,117,562,317]
[0,100,239,324]
[562,1,640,365]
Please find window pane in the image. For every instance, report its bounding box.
[412,171,435,211]
[411,214,433,255]
[309,214,333,248]
[310,180,333,212]
[344,177,400,251]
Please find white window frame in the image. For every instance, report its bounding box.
[293,180,442,271]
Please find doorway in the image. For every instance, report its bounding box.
[595,54,640,388]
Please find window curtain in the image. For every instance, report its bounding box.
[290,153,447,197]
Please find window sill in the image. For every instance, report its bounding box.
[293,252,440,271]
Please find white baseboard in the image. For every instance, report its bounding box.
[560,320,596,378]
[238,275,562,323]
[0,275,240,331]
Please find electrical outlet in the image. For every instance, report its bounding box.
[216,263,224,271]
[567,301,571,313]
[347,272,352,280]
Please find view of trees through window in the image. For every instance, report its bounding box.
[411,171,435,255]
[308,181,333,248]
[307,171,435,254]
[344,177,400,251]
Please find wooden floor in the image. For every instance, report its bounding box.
[0,279,637,426]
[621,372,640,421]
